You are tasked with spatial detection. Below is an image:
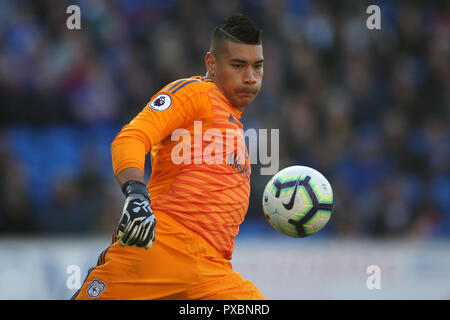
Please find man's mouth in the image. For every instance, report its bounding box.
[236,89,257,96]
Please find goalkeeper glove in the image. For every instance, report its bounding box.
[116,181,156,249]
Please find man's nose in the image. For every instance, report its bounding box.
[243,68,257,85]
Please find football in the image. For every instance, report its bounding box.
[262,166,334,237]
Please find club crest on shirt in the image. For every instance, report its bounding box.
[148,94,172,111]
[87,279,105,298]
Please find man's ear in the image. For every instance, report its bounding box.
[205,52,216,77]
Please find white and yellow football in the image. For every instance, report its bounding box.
[262,166,334,237]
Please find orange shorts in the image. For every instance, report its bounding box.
[72,210,264,300]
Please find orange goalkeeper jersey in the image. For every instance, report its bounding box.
[111,76,251,260]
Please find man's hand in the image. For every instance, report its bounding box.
[116,181,156,249]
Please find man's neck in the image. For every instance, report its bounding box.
[205,72,245,112]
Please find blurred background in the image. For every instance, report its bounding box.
[0,0,449,299]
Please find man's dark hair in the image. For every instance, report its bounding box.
[210,14,262,55]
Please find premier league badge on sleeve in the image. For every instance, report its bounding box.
[148,94,172,111]
[87,279,106,298]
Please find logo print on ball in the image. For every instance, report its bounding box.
[282,177,301,210]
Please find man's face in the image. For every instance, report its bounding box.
[207,41,264,110]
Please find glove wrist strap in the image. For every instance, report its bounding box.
[121,180,149,199]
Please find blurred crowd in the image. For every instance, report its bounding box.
[0,0,448,239]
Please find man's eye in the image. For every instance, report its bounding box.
[232,64,243,69]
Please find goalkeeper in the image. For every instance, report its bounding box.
[73,14,265,300]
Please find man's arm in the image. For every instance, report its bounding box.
[111,128,154,249]
[115,167,145,187]
[110,82,209,248]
